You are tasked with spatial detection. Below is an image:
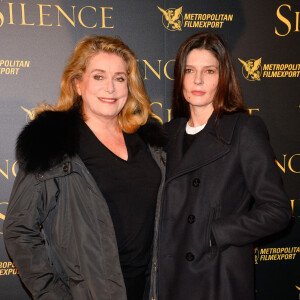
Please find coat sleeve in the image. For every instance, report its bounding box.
[211,115,291,248]
[3,168,72,300]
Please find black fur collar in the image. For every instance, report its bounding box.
[16,108,166,173]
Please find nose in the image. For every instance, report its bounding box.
[194,71,203,85]
[105,78,115,93]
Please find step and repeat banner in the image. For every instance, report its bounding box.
[0,0,299,299]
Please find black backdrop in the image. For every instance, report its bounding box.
[0,1,299,299]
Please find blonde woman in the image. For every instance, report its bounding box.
[4,36,165,300]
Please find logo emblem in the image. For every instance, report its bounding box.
[0,202,8,234]
[254,247,259,264]
[157,6,183,31]
[238,58,262,81]
[21,106,35,123]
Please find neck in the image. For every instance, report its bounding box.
[189,105,214,127]
[85,115,121,136]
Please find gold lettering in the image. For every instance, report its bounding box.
[276,154,287,173]
[150,102,163,124]
[101,7,114,29]
[263,64,272,71]
[55,5,75,27]
[164,59,175,80]
[12,161,18,177]
[0,10,3,27]
[248,108,260,115]
[0,160,9,180]
[295,11,300,32]
[290,200,294,218]
[275,4,291,36]
[288,154,300,173]
[184,14,192,20]
[167,109,172,122]
[20,3,35,26]
[38,4,52,26]
[78,6,97,28]
[143,60,162,80]
[8,2,14,25]
[260,248,269,255]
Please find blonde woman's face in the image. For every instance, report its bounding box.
[75,52,128,122]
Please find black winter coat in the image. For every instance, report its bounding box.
[156,112,291,300]
[3,108,166,300]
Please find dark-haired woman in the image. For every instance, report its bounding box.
[151,32,291,300]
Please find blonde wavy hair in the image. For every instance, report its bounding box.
[35,35,151,133]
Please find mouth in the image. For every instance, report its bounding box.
[192,90,205,96]
[98,97,118,103]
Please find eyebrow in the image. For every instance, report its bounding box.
[185,64,219,68]
[90,69,127,75]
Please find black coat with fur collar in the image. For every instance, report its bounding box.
[16,107,165,174]
[3,108,166,300]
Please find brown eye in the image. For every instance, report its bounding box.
[93,74,103,80]
[116,77,126,82]
[184,69,193,73]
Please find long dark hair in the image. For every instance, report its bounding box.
[172,32,247,119]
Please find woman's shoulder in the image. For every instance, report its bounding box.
[163,117,187,136]
[16,108,81,173]
[232,112,268,132]
[136,116,167,148]
[220,111,266,130]
[221,112,270,145]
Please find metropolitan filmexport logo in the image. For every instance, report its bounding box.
[238,57,300,80]
[157,6,183,31]
[157,6,234,30]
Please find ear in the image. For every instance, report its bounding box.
[74,78,82,96]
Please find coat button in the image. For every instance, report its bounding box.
[185,252,195,261]
[63,164,69,173]
[188,215,195,224]
[192,178,200,187]
[37,173,44,180]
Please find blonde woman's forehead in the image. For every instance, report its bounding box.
[85,52,127,73]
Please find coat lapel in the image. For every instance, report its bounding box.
[166,112,240,182]
[166,118,186,180]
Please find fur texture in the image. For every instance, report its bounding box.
[16,108,166,173]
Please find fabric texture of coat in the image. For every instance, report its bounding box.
[3,107,166,300]
[155,112,291,300]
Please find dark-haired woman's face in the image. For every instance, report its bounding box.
[183,48,219,114]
